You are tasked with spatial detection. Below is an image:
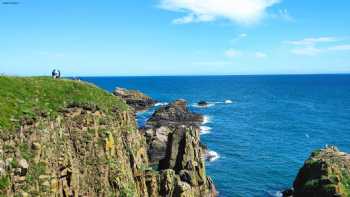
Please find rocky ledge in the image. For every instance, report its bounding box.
[113,87,157,111]
[284,146,350,197]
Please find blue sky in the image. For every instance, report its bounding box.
[0,0,349,76]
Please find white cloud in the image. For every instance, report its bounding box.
[192,61,232,65]
[328,45,350,51]
[239,33,248,38]
[271,9,294,22]
[285,37,338,46]
[225,49,242,58]
[230,33,248,43]
[159,0,281,25]
[285,36,350,56]
[255,52,267,58]
[291,46,322,56]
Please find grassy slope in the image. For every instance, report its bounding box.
[0,76,128,130]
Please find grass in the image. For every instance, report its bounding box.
[0,76,128,131]
[0,176,10,191]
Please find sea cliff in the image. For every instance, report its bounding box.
[284,146,350,197]
[0,76,216,197]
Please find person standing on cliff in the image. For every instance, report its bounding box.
[51,69,61,79]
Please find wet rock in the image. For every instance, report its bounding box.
[282,188,294,197]
[197,101,208,107]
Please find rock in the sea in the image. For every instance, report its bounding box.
[285,146,350,197]
[198,101,209,107]
[147,99,203,127]
[113,87,157,111]
[141,99,217,196]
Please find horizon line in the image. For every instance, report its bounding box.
[2,72,350,78]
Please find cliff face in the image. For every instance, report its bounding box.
[284,146,350,197]
[141,99,216,197]
[0,77,216,197]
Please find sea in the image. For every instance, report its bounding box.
[80,75,350,197]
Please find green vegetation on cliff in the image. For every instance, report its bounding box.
[0,76,128,130]
[0,76,149,196]
[286,146,350,197]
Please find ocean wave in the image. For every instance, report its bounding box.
[224,99,233,104]
[202,115,211,125]
[268,190,283,197]
[200,126,212,135]
[206,150,220,162]
[154,102,168,107]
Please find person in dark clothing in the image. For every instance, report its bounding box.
[52,69,61,79]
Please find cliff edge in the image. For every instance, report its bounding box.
[0,76,216,197]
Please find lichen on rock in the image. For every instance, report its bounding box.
[284,146,350,197]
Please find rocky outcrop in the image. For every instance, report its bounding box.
[284,146,350,197]
[141,99,217,197]
[0,104,152,196]
[113,87,157,111]
[147,99,203,127]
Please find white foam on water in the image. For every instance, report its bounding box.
[270,191,283,197]
[207,150,220,162]
[200,126,212,135]
[224,99,233,104]
[202,115,211,125]
[305,133,310,138]
[154,102,168,107]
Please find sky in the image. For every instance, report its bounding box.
[0,0,349,76]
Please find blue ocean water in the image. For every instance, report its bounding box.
[80,75,350,197]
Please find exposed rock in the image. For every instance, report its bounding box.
[113,87,157,111]
[197,101,209,107]
[0,78,216,197]
[140,100,217,197]
[0,160,5,176]
[147,99,203,127]
[18,159,28,170]
[282,188,294,197]
[284,146,350,197]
